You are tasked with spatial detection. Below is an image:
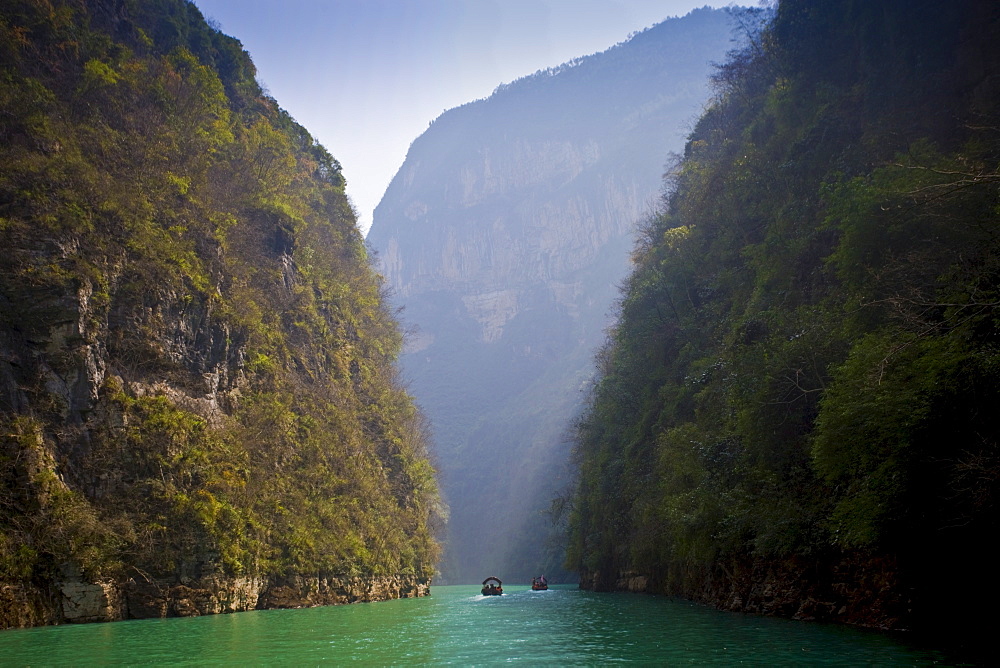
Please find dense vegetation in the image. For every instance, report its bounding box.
[1,0,438,589]
[567,0,999,634]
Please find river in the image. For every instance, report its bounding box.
[0,585,958,665]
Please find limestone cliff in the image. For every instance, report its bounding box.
[1,573,430,629]
[367,8,734,583]
[1,0,437,627]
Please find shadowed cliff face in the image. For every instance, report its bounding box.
[367,8,734,583]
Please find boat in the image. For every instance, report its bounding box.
[531,576,548,591]
[481,576,503,596]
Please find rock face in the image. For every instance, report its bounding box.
[367,9,734,583]
[579,555,908,631]
[0,574,430,628]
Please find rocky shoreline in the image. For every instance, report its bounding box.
[0,574,431,630]
[578,554,908,631]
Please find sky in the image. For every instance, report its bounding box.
[193,1,728,235]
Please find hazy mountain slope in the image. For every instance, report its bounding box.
[367,8,734,583]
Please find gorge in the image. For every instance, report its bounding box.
[2,0,998,660]
[366,7,735,584]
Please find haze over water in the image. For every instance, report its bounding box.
[0,586,952,665]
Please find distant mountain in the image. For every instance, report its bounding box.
[367,8,734,583]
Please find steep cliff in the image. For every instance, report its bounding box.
[567,0,999,649]
[366,8,734,583]
[1,0,438,627]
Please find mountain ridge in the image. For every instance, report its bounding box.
[367,7,735,583]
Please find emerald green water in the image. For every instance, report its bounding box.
[0,585,953,665]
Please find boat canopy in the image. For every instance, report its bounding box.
[482,576,502,586]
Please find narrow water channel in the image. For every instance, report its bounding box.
[0,585,955,665]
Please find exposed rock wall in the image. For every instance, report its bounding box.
[1,254,243,442]
[579,555,908,631]
[0,583,60,629]
[0,574,431,629]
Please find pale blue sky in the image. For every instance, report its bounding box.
[193,1,728,235]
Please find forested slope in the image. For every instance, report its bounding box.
[567,0,1000,640]
[1,0,438,627]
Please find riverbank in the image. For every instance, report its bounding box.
[0,574,430,630]
[578,554,907,630]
